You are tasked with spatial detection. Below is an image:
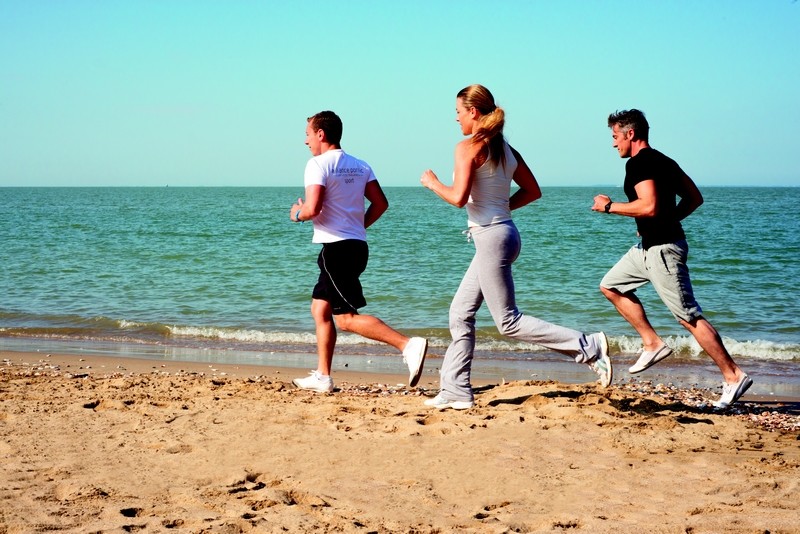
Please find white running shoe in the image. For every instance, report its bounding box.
[292,370,333,393]
[402,337,428,387]
[713,374,753,409]
[629,343,673,374]
[588,332,613,388]
[423,393,473,410]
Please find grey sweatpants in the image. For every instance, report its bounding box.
[439,220,602,402]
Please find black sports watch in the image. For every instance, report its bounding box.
[604,200,613,214]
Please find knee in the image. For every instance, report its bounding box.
[333,314,354,332]
[495,313,519,337]
[449,308,474,330]
[681,315,712,333]
[496,324,514,337]
[310,300,330,323]
[600,285,616,301]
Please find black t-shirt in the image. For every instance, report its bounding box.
[624,147,688,249]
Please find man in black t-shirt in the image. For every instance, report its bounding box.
[591,109,752,408]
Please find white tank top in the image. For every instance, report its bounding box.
[466,142,517,227]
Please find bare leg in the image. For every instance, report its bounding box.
[311,298,336,375]
[333,312,409,352]
[679,317,743,384]
[601,286,665,351]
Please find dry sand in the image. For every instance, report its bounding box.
[1,351,799,533]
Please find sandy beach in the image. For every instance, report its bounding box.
[2,350,799,533]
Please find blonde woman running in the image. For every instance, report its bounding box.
[420,84,611,410]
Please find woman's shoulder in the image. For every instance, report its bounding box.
[455,138,484,159]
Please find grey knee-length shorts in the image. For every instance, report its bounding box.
[601,240,703,323]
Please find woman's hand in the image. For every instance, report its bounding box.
[420,169,440,190]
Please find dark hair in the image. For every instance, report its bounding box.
[608,109,649,142]
[307,110,343,145]
[457,84,506,168]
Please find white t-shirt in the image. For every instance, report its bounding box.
[466,142,517,227]
[304,149,377,243]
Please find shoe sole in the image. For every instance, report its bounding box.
[291,379,333,393]
[408,339,428,388]
[628,345,673,374]
[597,332,613,388]
[425,401,473,410]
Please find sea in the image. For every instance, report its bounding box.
[2,186,799,397]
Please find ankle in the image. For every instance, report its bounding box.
[642,340,663,352]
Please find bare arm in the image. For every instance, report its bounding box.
[290,184,325,222]
[592,180,658,217]
[420,140,480,208]
[363,180,389,229]
[674,172,703,221]
[508,146,542,210]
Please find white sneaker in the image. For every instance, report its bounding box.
[402,337,428,387]
[587,332,613,388]
[423,393,473,410]
[713,374,753,409]
[629,343,673,374]
[292,370,333,393]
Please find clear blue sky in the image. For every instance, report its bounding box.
[1,1,798,187]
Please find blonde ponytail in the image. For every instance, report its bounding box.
[457,84,506,168]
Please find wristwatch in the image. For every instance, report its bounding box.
[604,201,613,214]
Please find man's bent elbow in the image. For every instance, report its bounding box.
[370,200,389,216]
[641,201,658,217]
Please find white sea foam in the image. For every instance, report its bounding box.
[118,320,144,329]
[167,325,316,345]
[2,318,797,362]
[169,324,419,348]
[460,334,798,362]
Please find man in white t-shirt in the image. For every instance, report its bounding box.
[289,111,427,393]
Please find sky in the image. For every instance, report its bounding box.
[1,1,798,187]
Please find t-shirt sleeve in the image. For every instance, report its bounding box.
[625,156,651,188]
[304,158,326,187]
[365,164,377,183]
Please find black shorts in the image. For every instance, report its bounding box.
[312,239,368,315]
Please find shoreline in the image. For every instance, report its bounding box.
[4,348,800,414]
[1,349,451,390]
[2,336,799,401]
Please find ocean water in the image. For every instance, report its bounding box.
[2,187,799,395]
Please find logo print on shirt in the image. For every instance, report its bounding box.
[334,166,364,185]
